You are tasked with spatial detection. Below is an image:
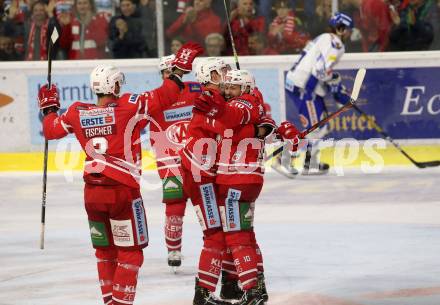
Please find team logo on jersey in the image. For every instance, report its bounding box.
[200,183,221,229]
[132,199,148,245]
[166,121,190,145]
[164,106,193,122]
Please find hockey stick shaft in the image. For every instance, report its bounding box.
[265,101,354,161]
[223,0,240,69]
[40,28,58,249]
[352,104,440,168]
[266,68,366,161]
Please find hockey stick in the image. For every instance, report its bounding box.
[352,104,440,169]
[265,68,367,161]
[222,0,240,69]
[40,28,59,250]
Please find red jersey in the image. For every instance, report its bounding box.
[180,87,226,178]
[148,81,202,179]
[43,79,181,188]
[181,88,264,178]
[216,93,265,185]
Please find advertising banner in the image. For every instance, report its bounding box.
[285,67,440,140]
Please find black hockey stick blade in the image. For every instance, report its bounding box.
[414,160,440,169]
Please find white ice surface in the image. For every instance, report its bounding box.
[1,168,440,305]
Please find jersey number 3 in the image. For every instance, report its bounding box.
[92,137,108,154]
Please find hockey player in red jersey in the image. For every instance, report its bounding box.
[201,69,268,305]
[151,53,203,269]
[37,43,202,305]
[179,57,236,305]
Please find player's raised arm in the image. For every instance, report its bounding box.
[38,84,72,140]
[148,42,204,113]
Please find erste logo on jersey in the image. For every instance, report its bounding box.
[79,107,116,138]
[164,106,193,122]
[166,121,190,146]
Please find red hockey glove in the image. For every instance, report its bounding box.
[256,116,277,139]
[277,121,300,144]
[193,91,225,119]
[172,42,204,72]
[38,84,60,115]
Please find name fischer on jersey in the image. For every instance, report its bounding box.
[83,125,115,138]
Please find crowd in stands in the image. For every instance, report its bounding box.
[0,0,439,61]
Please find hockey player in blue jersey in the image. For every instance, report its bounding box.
[273,12,354,177]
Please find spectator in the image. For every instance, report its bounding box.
[305,0,332,38]
[389,0,435,51]
[138,0,156,57]
[108,0,145,58]
[258,0,316,25]
[0,35,20,60]
[24,1,49,60]
[166,0,222,46]
[248,31,278,54]
[226,0,265,55]
[170,36,184,54]
[267,0,309,54]
[430,0,440,50]
[59,0,108,59]
[204,32,224,56]
[358,0,393,51]
[341,0,363,52]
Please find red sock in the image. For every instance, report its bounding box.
[112,250,143,305]
[226,232,258,290]
[96,248,117,305]
[165,202,186,252]
[222,247,238,280]
[251,232,264,274]
[197,230,225,292]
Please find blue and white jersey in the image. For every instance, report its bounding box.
[285,33,345,97]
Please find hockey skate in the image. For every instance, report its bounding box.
[167,250,182,273]
[193,278,233,305]
[237,287,265,305]
[256,273,268,302]
[220,271,244,301]
[270,152,298,179]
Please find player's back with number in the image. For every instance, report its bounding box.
[42,70,147,188]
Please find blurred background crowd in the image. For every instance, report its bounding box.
[0,0,439,61]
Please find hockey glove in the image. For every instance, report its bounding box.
[38,84,60,115]
[327,72,342,94]
[193,91,225,119]
[256,117,277,139]
[172,42,204,72]
[277,121,300,145]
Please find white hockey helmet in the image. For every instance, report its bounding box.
[195,57,230,85]
[224,69,255,94]
[90,65,125,96]
[158,54,175,71]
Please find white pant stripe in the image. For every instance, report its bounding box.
[198,278,217,288]
[198,269,220,279]
[112,296,133,304]
[166,244,182,250]
[239,268,258,277]
[241,277,257,287]
[165,236,182,242]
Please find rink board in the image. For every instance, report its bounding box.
[1,143,439,171]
